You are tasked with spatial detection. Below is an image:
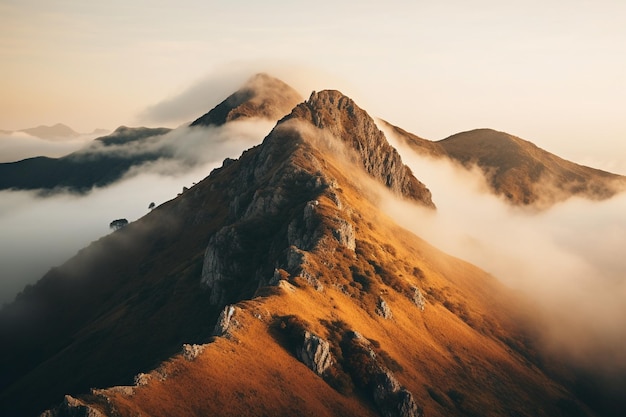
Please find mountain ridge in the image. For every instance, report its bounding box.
[0,86,601,417]
[382,121,626,207]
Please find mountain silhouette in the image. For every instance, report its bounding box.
[20,123,80,140]
[0,126,172,192]
[1,87,612,417]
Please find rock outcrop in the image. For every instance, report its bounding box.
[297,331,334,376]
[344,332,422,417]
[213,305,237,336]
[376,297,393,319]
[40,395,104,417]
[285,90,435,207]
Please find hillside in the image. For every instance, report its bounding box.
[190,73,302,127]
[0,90,601,417]
[384,122,626,207]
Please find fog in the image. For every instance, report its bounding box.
[381,129,626,372]
[0,120,273,304]
[137,62,361,128]
[0,132,93,163]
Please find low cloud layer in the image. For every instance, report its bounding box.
[382,130,626,372]
[0,120,273,304]
[0,132,93,163]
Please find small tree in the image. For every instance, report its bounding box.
[148,202,155,210]
[109,218,128,231]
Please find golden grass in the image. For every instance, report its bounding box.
[96,141,585,417]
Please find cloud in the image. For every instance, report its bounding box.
[0,120,273,304]
[0,132,92,163]
[136,61,362,127]
[380,129,626,373]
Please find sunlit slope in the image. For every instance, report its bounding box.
[386,121,626,207]
[53,118,589,416]
[1,89,594,417]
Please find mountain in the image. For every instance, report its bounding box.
[0,74,297,193]
[19,123,81,140]
[384,122,626,207]
[190,73,303,127]
[0,126,172,192]
[0,89,606,417]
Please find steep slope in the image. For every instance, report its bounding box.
[385,122,626,207]
[190,73,303,127]
[0,91,596,417]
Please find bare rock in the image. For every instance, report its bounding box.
[40,395,104,417]
[411,286,426,312]
[376,297,393,319]
[182,344,205,361]
[213,305,237,336]
[134,373,151,386]
[297,331,333,375]
[332,217,355,251]
[284,90,435,207]
[344,331,422,417]
[200,226,242,305]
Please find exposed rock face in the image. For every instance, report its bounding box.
[182,344,205,361]
[213,305,236,336]
[39,395,104,417]
[200,227,242,305]
[190,73,303,127]
[297,331,333,376]
[410,286,426,312]
[285,90,435,207]
[331,217,356,251]
[345,332,422,417]
[376,297,393,319]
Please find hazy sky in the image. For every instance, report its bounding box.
[2,0,626,172]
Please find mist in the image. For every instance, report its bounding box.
[379,129,626,372]
[0,120,274,305]
[137,62,362,128]
[0,132,93,163]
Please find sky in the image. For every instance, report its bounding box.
[1,0,626,173]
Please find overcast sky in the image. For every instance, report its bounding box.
[1,0,626,172]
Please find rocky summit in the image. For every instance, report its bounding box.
[0,77,615,417]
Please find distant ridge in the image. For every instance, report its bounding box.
[19,123,80,140]
[384,121,626,207]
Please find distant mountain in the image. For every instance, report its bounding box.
[0,126,172,193]
[0,74,303,194]
[385,122,626,207]
[1,89,607,417]
[19,123,80,140]
[190,73,302,127]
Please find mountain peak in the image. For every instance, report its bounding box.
[281,89,435,207]
[190,73,303,127]
[19,123,80,139]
